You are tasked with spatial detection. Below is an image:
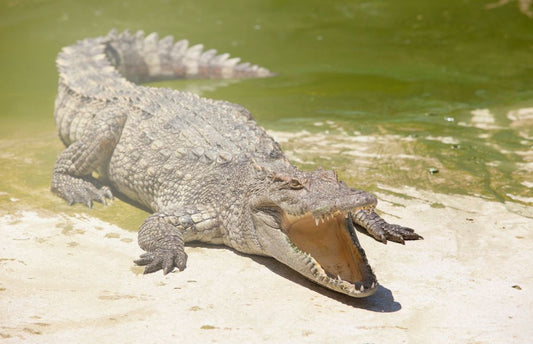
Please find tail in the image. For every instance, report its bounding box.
[104,29,274,84]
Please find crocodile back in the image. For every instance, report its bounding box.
[54,30,287,210]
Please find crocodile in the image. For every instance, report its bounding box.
[51,29,422,298]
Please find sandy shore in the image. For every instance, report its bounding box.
[1,186,532,343]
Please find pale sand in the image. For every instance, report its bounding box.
[1,187,532,343]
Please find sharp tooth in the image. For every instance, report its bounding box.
[314,217,319,227]
[337,275,342,281]
[360,285,364,292]
[320,216,325,224]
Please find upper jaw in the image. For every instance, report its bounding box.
[255,207,378,297]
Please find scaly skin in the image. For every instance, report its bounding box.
[51,29,422,298]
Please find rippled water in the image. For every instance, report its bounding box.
[1,0,532,222]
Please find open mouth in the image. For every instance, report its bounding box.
[282,210,378,297]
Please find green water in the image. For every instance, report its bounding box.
[1,0,532,226]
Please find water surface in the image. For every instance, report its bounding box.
[1,0,532,225]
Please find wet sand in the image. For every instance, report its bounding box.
[1,186,532,343]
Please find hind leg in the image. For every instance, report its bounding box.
[51,109,126,207]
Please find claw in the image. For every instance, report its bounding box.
[134,249,187,274]
[408,233,423,240]
[389,234,405,245]
[375,232,387,245]
[163,259,175,275]
[103,187,113,200]
[351,209,422,244]
[144,259,164,274]
[133,253,154,266]
[52,174,114,208]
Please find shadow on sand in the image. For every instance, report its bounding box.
[248,254,401,312]
[188,242,401,312]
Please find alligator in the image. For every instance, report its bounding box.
[51,29,422,298]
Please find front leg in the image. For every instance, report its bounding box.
[351,208,423,244]
[134,213,188,274]
[134,209,219,274]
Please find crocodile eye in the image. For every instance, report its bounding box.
[289,178,304,190]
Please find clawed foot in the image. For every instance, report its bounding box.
[52,175,113,208]
[134,249,188,275]
[365,222,422,244]
[351,209,423,244]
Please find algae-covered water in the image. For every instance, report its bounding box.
[1,0,532,227]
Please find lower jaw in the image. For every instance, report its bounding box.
[284,211,377,297]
